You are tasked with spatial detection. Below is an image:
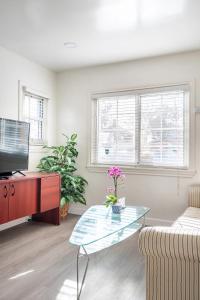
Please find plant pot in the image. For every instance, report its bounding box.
[112,204,122,214]
[60,203,69,219]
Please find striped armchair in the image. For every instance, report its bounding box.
[139,185,200,300]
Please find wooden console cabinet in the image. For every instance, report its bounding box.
[0,172,60,226]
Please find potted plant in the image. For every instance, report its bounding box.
[105,166,125,214]
[37,133,88,217]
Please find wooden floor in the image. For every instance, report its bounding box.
[0,214,145,300]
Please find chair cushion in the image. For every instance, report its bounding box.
[173,206,200,230]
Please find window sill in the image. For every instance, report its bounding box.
[87,164,196,178]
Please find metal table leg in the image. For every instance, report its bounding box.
[77,246,89,300]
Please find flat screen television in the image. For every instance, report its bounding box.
[0,118,30,176]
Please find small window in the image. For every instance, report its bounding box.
[23,92,48,145]
[91,84,189,169]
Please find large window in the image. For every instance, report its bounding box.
[91,85,189,169]
[22,92,48,145]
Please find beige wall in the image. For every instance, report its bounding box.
[56,50,200,223]
[0,46,57,170]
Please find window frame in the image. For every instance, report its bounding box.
[20,86,48,146]
[88,82,196,177]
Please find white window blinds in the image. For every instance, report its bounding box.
[23,93,47,145]
[140,90,187,167]
[94,95,136,164]
[91,85,189,168]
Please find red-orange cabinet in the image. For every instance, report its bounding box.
[8,179,38,221]
[0,184,9,224]
[40,175,60,212]
[0,173,60,226]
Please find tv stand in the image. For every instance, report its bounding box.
[0,172,60,226]
[12,170,26,176]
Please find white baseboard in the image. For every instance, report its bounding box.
[69,206,87,215]
[69,207,173,227]
[0,217,29,232]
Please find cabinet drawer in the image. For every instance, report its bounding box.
[40,176,60,212]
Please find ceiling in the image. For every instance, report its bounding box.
[0,0,200,72]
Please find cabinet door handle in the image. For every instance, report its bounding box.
[11,184,15,196]
[4,185,8,198]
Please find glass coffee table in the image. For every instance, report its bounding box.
[69,205,150,299]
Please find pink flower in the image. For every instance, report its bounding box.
[108,166,122,177]
[106,166,125,200]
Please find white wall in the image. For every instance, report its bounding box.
[1,46,200,224]
[56,50,200,223]
[0,46,57,170]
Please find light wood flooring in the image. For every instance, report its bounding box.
[0,214,145,300]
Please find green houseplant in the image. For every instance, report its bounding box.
[37,134,88,216]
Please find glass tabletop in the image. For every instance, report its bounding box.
[69,205,150,253]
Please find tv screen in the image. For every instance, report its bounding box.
[0,118,30,174]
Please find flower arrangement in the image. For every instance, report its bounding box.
[105,166,125,207]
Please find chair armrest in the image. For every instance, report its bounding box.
[139,226,200,261]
